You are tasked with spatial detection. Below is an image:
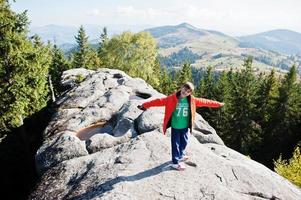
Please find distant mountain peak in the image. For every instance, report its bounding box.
[176,22,198,30]
[239,29,301,55]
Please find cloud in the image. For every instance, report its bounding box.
[178,5,232,21]
[85,9,103,17]
[116,6,137,16]
[111,5,232,25]
[115,5,168,19]
[81,1,301,35]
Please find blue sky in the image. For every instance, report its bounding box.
[11,0,301,36]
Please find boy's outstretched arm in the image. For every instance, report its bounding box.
[195,97,224,108]
[137,97,167,110]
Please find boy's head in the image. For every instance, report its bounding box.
[180,82,194,98]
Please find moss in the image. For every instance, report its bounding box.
[75,74,85,84]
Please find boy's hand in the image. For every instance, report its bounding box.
[137,105,146,111]
[220,102,225,106]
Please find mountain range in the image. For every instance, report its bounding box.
[30,23,301,74]
[29,24,152,45]
[145,23,300,74]
[239,29,301,55]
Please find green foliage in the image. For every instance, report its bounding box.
[75,74,85,84]
[72,26,100,69]
[97,27,108,56]
[159,47,200,67]
[215,71,230,102]
[195,66,219,130]
[275,146,301,187]
[49,44,70,96]
[254,70,279,125]
[259,65,301,167]
[275,65,299,126]
[156,67,176,95]
[86,49,101,70]
[72,25,89,68]
[149,57,162,89]
[208,71,229,134]
[99,31,158,84]
[175,62,193,89]
[190,59,300,168]
[196,66,215,98]
[224,58,262,154]
[0,1,51,131]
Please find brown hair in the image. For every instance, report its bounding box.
[182,82,194,92]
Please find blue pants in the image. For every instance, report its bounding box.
[171,128,189,164]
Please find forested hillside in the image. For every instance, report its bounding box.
[145,23,301,75]
[239,29,301,55]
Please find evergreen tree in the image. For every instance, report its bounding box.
[86,49,101,69]
[275,65,298,127]
[250,70,279,164]
[148,57,162,89]
[191,67,205,86]
[266,65,301,164]
[211,71,230,133]
[157,68,175,95]
[195,66,218,125]
[0,1,51,131]
[97,26,108,57]
[224,57,261,154]
[49,44,70,96]
[196,66,215,98]
[175,62,192,89]
[215,71,229,102]
[197,79,206,97]
[255,70,278,126]
[72,25,90,68]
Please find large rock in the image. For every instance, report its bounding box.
[31,68,301,200]
[35,131,88,174]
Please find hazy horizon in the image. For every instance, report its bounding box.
[11,0,301,36]
[28,22,301,37]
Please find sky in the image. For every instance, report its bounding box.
[11,0,301,36]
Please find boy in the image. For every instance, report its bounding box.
[137,82,224,171]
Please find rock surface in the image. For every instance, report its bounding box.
[30,68,301,200]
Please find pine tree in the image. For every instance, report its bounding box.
[276,65,298,124]
[255,70,278,126]
[266,65,301,163]
[175,62,192,89]
[86,49,101,69]
[195,66,219,127]
[211,71,230,133]
[98,27,108,57]
[148,57,161,89]
[225,57,261,154]
[272,65,299,136]
[72,25,90,68]
[0,1,51,131]
[158,68,174,95]
[196,66,215,98]
[49,44,70,96]
[215,71,229,102]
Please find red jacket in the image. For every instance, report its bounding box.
[142,92,223,134]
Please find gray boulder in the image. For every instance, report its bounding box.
[35,131,88,174]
